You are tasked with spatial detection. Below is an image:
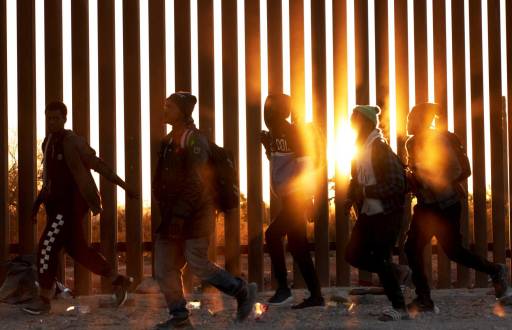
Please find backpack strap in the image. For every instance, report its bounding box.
[180,129,194,149]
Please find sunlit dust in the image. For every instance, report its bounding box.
[408,306,419,319]
[412,131,459,193]
[254,302,268,319]
[186,300,201,310]
[493,303,506,318]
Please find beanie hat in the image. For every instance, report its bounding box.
[264,94,291,128]
[353,105,381,126]
[166,92,197,117]
[408,102,439,127]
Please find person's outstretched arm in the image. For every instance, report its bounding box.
[69,134,138,199]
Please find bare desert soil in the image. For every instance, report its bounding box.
[2,287,512,330]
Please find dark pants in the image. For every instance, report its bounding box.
[405,201,498,299]
[38,196,112,291]
[345,209,406,309]
[155,234,244,318]
[265,194,322,298]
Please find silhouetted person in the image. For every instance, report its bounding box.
[23,101,137,315]
[261,94,324,309]
[344,105,409,321]
[404,102,511,313]
[152,92,256,329]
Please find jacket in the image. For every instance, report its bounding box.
[349,132,406,215]
[41,129,125,215]
[152,126,214,238]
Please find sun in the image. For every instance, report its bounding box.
[331,119,357,177]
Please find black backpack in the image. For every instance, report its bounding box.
[207,141,240,212]
[442,131,471,182]
[181,129,240,213]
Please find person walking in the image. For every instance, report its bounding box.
[23,101,137,315]
[152,92,257,329]
[344,105,409,321]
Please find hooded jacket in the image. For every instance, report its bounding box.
[41,129,125,215]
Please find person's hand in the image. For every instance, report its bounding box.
[31,203,40,224]
[343,199,353,216]
[405,169,419,193]
[305,198,316,223]
[91,205,103,216]
[126,186,140,200]
[31,188,48,223]
[348,181,364,202]
[260,130,272,149]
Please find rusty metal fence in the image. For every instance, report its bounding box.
[1,0,512,294]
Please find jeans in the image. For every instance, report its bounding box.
[345,209,406,309]
[155,234,244,318]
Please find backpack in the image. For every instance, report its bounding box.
[0,255,38,304]
[208,142,240,212]
[181,129,240,213]
[442,131,471,182]
[0,255,73,304]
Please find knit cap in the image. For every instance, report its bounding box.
[353,105,381,126]
[166,92,197,117]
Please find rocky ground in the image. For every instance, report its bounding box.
[2,287,512,329]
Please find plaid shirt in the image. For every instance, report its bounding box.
[349,139,406,214]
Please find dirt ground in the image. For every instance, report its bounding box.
[2,287,512,330]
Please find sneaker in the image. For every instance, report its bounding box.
[112,275,134,307]
[291,296,325,309]
[22,296,51,315]
[268,287,293,305]
[153,316,191,329]
[236,282,257,322]
[407,296,435,313]
[491,264,510,299]
[498,291,512,305]
[378,307,410,321]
